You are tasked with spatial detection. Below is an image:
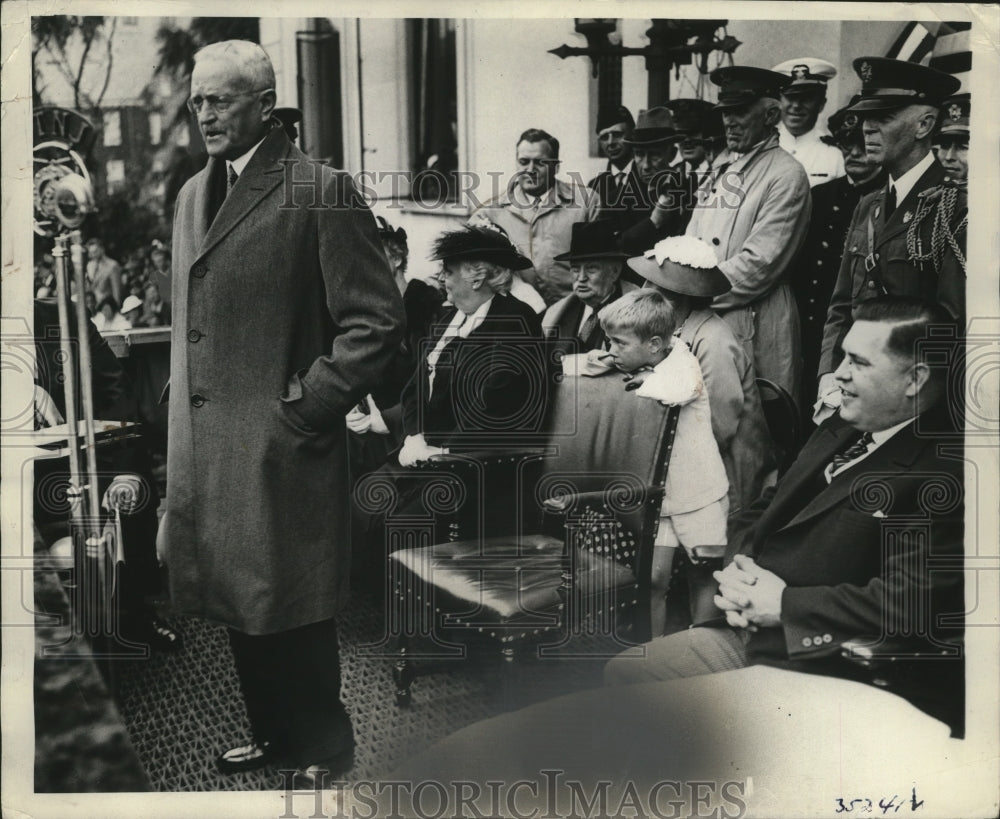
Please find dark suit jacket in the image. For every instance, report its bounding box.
[541,280,636,356]
[727,410,964,733]
[618,165,700,255]
[819,159,967,374]
[400,292,548,451]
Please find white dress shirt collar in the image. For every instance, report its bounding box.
[889,150,935,207]
[827,416,914,481]
[227,134,267,178]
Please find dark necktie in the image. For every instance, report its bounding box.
[227,165,239,197]
[829,431,874,475]
[884,184,897,218]
[578,311,598,343]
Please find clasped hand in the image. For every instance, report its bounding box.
[712,554,786,630]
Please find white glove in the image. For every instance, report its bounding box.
[399,434,448,467]
[33,384,65,428]
[345,405,372,434]
[368,401,389,435]
[812,372,842,425]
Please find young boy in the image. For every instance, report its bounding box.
[595,289,729,636]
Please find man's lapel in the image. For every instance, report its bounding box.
[875,161,945,247]
[197,127,289,260]
[755,419,853,534]
[192,162,219,249]
[778,419,924,531]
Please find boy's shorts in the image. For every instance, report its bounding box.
[655,496,729,551]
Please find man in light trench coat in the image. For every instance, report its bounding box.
[685,65,811,408]
[160,40,404,785]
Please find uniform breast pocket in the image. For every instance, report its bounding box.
[843,229,871,300]
[882,247,937,300]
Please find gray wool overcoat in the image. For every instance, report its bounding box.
[163,126,404,634]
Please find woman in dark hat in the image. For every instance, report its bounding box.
[345,216,444,484]
[627,236,777,513]
[396,224,549,466]
[352,224,551,567]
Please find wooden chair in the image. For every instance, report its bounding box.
[385,370,680,706]
[756,376,802,475]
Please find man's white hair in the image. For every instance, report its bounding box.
[193,40,275,91]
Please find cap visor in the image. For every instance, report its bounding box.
[553,250,629,262]
[846,98,907,113]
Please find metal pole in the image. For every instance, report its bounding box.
[68,232,111,638]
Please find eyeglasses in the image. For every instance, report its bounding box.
[186,88,273,115]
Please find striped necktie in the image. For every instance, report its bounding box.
[829,431,874,474]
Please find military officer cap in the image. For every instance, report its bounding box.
[595,105,635,134]
[662,98,720,136]
[826,103,863,144]
[847,57,961,113]
[623,107,677,146]
[709,65,790,109]
[771,58,837,95]
[937,93,970,138]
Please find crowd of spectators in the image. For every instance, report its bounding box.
[34,238,173,329]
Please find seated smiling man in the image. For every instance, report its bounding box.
[605,296,965,736]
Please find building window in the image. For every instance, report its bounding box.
[175,124,190,148]
[106,159,125,192]
[406,19,458,203]
[103,110,121,147]
[149,112,162,146]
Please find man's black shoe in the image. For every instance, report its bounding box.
[216,741,273,774]
[290,746,355,789]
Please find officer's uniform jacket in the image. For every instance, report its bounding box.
[819,158,966,375]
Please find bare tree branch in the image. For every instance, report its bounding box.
[94,17,118,109]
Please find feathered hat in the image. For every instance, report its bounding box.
[431,222,532,270]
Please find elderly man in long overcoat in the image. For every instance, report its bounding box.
[162,40,403,784]
[686,66,811,407]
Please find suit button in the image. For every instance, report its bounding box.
[822,634,833,643]
[712,238,720,245]
[817,260,823,266]
[868,280,876,289]
[802,637,812,647]
[821,241,829,248]
[192,264,208,278]
[812,279,818,285]
[187,329,203,343]
[190,393,206,408]
[850,245,857,251]
[833,205,840,212]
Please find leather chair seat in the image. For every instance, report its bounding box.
[390,534,637,620]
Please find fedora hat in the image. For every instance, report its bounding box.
[553,220,628,262]
[627,236,731,298]
[623,107,678,146]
